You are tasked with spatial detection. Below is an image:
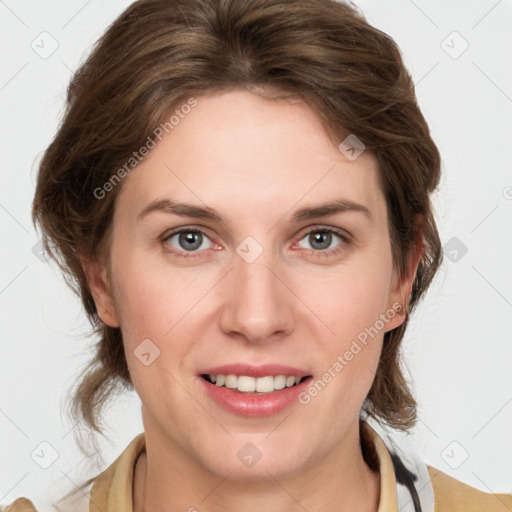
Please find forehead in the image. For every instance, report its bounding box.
[114,89,384,224]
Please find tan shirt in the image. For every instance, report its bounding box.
[3,424,511,511]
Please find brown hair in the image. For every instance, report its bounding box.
[32,0,442,458]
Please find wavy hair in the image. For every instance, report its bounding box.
[32,0,442,467]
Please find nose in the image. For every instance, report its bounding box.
[218,243,295,345]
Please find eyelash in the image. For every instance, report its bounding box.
[159,225,351,260]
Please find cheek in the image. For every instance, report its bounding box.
[307,257,394,341]
[108,246,223,396]
[110,244,203,340]
[296,251,393,400]
[109,249,202,406]
[114,273,169,342]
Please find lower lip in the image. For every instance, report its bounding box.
[199,376,311,417]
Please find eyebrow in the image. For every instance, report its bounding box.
[137,198,372,223]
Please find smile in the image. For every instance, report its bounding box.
[201,374,308,394]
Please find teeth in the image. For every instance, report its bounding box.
[238,375,256,392]
[255,376,273,393]
[274,375,286,390]
[225,374,238,389]
[206,374,304,393]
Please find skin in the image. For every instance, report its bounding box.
[82,89,422,512]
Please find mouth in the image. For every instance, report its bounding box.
[197,363,313,416]
[200,373,311,395]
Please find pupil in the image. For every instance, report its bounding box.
[311,231,331,250]
[180,232,202,250]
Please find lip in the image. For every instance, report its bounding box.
[198,363,310,378]
[197,363,312,417]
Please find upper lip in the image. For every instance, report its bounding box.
[198,363,311,378]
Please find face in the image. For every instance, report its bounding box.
[85,89,414,480]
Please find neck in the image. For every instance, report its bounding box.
[133,420,380,512]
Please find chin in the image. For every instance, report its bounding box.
[196,436,312,481]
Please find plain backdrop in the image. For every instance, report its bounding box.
[1,0,511,510]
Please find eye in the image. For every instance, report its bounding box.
[162,228,214,258]
[160,225,350,259]
[295,227,349,256]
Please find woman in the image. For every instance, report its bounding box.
[3,0,511,510]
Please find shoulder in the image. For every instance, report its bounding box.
[428,465,512,512]
[1,473,91,512]
[0,497,37,511]
[0,493,89,512]
[1,434,144,512]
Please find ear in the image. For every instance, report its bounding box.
[79,252,120,328]
[384,222,424,332]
